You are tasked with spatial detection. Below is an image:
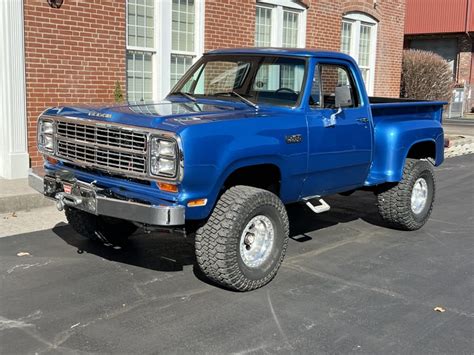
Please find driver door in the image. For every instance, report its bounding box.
[301,62,373,197]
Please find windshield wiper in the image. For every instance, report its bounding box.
[214,91,259,110]
[169,91,196,102]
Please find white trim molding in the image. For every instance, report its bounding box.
[0,0,29,179]
[257,0,307,11]
[341,12,378,96]
[126,0,205,101]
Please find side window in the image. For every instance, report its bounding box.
[310,64,359,109]
[309,66,321,107]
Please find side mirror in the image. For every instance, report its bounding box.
[335,85,353,108]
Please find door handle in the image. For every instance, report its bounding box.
[357,117,369,124]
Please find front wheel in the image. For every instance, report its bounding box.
[376,159,436,230]
[195,186,289,291]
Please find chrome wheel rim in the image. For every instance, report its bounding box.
[240,215,275,268]
[411,177,429,214]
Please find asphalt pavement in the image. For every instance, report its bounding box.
[1,155,473,354]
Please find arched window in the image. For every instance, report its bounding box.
[255,0,307,48]
[341,12,378,95]
[255,1,307,92]
[126,0,205,101]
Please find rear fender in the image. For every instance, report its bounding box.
[366,122,444,185]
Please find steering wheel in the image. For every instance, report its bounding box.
[275,87,298,95]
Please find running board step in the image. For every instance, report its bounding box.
[303,197,330,214]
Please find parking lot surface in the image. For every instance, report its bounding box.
[1,155,473,354]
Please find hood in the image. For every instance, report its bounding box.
[43,99,269,133]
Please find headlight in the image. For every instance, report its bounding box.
[150,136,178,178]
[38,118,55,153]
[151,137,176,158]
[41,120,54,134]
[41,134,54,150]
[151,157,176,176]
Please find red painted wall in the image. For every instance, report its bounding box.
[405,0,473,35]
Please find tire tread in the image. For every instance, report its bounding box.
[195,186,289,291]
[376,159,436,230]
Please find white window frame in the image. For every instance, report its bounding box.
[256,0,307,48]
[126,0,205,101]
[125,0,156,102]
[341,12,377,96]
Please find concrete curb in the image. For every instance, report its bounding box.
[0,194,53,214]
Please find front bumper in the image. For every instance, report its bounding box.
[28,167,185,226]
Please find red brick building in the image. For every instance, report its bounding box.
[0,0,406,179]
[404,0,474,116]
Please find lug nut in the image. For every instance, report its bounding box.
[244,234,255,246]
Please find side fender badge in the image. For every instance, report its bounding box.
[285,134,303,144]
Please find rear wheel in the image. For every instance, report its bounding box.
[376,159,435,230]
[65,207,137,245]
[195,186,289,291]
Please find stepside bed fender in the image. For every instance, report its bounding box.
[366,121,444,185]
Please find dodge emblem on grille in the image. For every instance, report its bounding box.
[88,111,112,119]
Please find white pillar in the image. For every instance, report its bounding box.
[0,0,30,179]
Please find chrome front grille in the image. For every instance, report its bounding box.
[55,119,148,176]
[57,121,147,153]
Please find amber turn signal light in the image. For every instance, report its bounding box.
[187,199,207,207]
[45,156,59,165]
[156,182,178,193]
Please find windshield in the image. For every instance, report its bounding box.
[172,55,307,107]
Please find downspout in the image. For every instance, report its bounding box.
[464,0,472,71]
[465,0,471,34]
[465,0,472,113]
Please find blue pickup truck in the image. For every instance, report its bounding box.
[30,48,445,291]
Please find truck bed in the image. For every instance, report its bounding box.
[369,96,426,104]
[369,97,446,124]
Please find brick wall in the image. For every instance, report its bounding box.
[457,34,472,85]
[457,34,473,112]
[471,46,474,85]
[204,0,256,51]
[305,0,341,51]
[24,0,126,167]
[366,0,406,97]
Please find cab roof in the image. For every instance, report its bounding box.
[206,47,355,62]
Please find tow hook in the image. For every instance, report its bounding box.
[54,192,83,211]
[56,198,65,211]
